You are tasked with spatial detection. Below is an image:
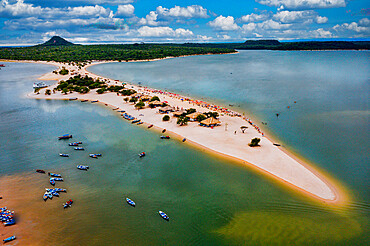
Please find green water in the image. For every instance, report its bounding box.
[0,55,368,245]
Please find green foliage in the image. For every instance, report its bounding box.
[161,102,168,107]
[150,96,160,102]
[129,97,138,103]
[59,67,69,75]
[204,111,219,119]
[108,85,124,92]
[62,88,68,94]
[0,43,235,62]
[56,75,105,94]
[120,89,136,96]
[177,116,189,126]
[186,108,196,115]
[162,115,170,121]
[45,89,51,95]
[149,103,156,109]
[135,101,145,109]
[123,97,129,103]
[248,138,261,147]
[97,88,106,94]
[196,114,207,122]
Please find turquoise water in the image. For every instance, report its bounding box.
[0,54,368,245]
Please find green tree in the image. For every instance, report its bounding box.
[177,116,188,126]
[45,89,51,95]
[196,114,206,122]
[129,97,138,103]
[123,97,129,103]
[135,101,145,109]
[97,88,106,94]
[62,88,68,94]
[150,96,160,102]
[186,108,196,115]
[248,138,261,147]
[149,103,156,109]
[162,115,170,121]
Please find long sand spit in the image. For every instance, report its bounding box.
[15,58,348,205]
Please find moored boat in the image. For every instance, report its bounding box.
[132,119,140,124]
[68,142,82,146]
[33,82,47,89]
[48,173,62,177]
[58,134,72,140]
[43,192,49,201]
[126,198,136,207]
[63,199,73,208]
[89,153,102,158]
[53,178,64,182]
[158,210,169,220]
[160,136,170,139]
[77,165,89,170]
[36,169,46,173]
[3,235,16,243]
[50,178,56,186]
[138,152,145,157]
[54,188,67,193]
[59,153,69,157]
[74,147,84,150]
[91,100,98,103]
[148,124,153,128]
[137,122,143,125]
[182,138,186,142]
[69,97,78,101]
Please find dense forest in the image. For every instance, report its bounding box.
[0,36,368,63]
[0,37,235,62]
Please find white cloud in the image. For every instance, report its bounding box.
[66,5,111,17]
[240,13,270,22]
[256,0,346,9]
[310,28,333,38]
[138,11,160,26]
[156,5,209,19]
[242,23,257,32]
[208,15,239,31]
[137,26,193,37]
[359,18,370,27]
[115,4,134,17]
[334,21,369,33]
[315,16,328,24]
[0,0,42,17]
[259,19,292,29]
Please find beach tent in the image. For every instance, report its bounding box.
[159,106,175,114]
[187,112,205,121]
[172,110,186,117]
[200,117,221,126]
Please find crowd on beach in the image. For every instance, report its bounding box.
[142,87,264,136]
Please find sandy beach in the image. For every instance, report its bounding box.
[5,58,345,205]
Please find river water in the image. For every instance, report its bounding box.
[0,50,369,245]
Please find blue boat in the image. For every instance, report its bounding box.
[132,119,140,124]
[126,198,136,207]
[91,100,98,103]
[59,153,69,157]
[43,192,48,201]
[3,219,15,226]
[77,165,89,170]
[89,153,102,158]
[58,134,72,140]
[63,199,73,208]
[47,192,53,199]
[53,178,64,182]
[160,136,170,139]
[49,173,61,177]
[3,235,16,243]
[182,138,186,142]
[69,141,82,146]
[137,122,143,125]
[74,147,84,150]
[54,188,67,193]
[138,152,145,157]
[50,178,55,186]
[158,210,169,220]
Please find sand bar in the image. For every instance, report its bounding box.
[4,58,345,204]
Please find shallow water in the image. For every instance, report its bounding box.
[0,55,368,245]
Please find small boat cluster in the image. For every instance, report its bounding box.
[122,113,135,120]
[43,188,67,201]
[1,207,15,226]
[125,198,169,221]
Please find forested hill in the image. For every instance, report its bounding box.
[36,36,75,47]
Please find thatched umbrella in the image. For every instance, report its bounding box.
[200,117,221,126]
[240,126,248,133]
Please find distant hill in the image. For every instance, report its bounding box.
[37,36,75,46]
[244,40,281,46]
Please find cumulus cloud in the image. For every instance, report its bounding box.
[156,5,209,19]
[137,26,193,37]
[310,28,333,38]
[256,0,346,10]
[115,4,134,17]
[208,15,239,31]
[333,18,370,34]
[240,12,270,22]
[273,10,328,23]
[138,11,160,26]
[0,0,42,17]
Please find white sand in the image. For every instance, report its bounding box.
[25,60,344,203]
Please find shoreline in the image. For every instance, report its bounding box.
[3,57,348,206]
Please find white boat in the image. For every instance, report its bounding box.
[33,82,47,89]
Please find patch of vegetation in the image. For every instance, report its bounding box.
[135,101,145,109]
[177,116,189,126]
[162,115,170,121]
[59,67,69,75]
[56,74,105,94]
[248,138,261,147]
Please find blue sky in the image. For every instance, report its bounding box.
[0,0,369,45]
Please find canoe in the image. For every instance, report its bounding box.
[148,124,153,128]
[59,153,69,157]
[50,178,55,186]
[162,129,166,133]
[182,138,186,142]
[3,235,16,243]
[126,198,136,207]
[53,178,63,181]
[160,136,170,139]
[138,152,145,157]
[43,192,48,201]
[54,188,67,193]
[74,147,84,150]
[36,169,45,173]
[77,165,89,170]
[58,134,72,140]
[3,219,16,226]
[49,173,61,177]
[137,122,143,125]
[158,210,169,220]
[89,154,102,158]
[63,199,73,208]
